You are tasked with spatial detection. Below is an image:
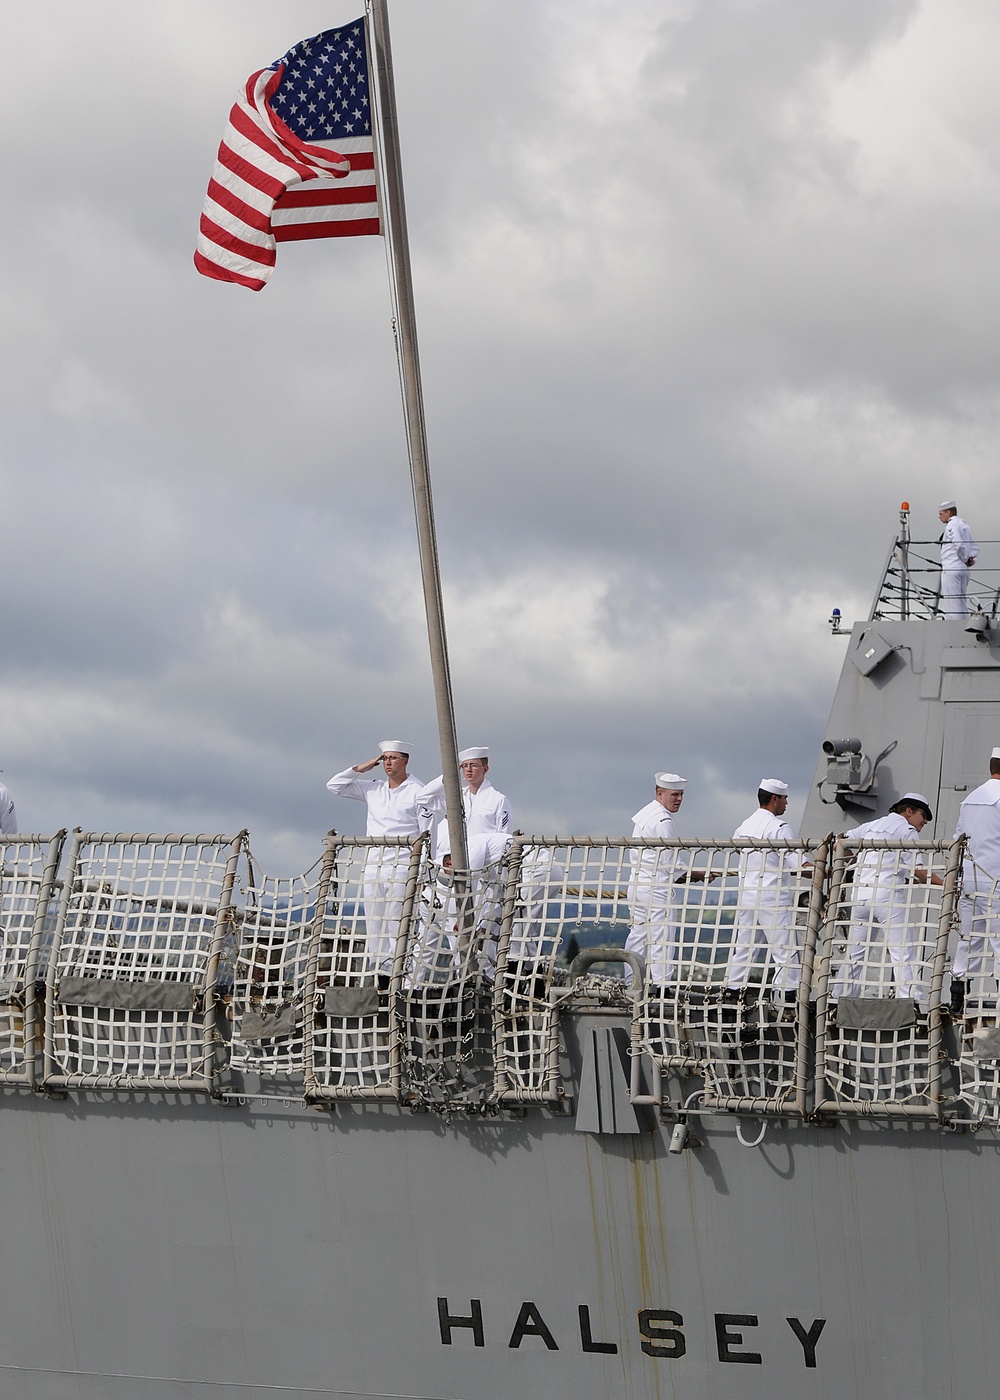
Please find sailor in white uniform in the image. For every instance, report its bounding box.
[625,773,689,984]
[0,781,17,836]
[726,779,802,995]
[326,741,426,974]
[938,501,978,620]
[952,749,1000,1006]
[418,748,512,860]
[832,794,939,1003]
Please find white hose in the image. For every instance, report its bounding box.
[736,1116,767,1148]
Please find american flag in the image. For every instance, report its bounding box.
[195,21,381,291]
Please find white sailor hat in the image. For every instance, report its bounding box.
[939,500,957,512]
[992,747,1000,761]
[759,778,788,795]
[378,740,410,756]
[459,747,489,762]
[655,772,687,789]
[897,792,933,819]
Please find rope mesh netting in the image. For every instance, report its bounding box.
[0,835,63,1083]
[950,855,1000,1124]
[0,828,983,1120]
[501,839,826,1110]
[228,851,317,1079]
[815,838,958,1114]
[46,835,240,1087]
[492,844,569,1098]
[304,838,420,1098]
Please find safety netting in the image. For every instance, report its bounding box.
[509,839,827,1113]
[9,826,978,1123]
[0,833,66,1085]
[647,841,826,1114]
[950,855,1000,1124]
[398,847,505,1110]
[304,837,422,1099]
[814,838,960,1117]
[227,844,323,1081]
[492,841,575,1100]
[45,834,242,1090]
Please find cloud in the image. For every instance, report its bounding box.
[1,0,997,870]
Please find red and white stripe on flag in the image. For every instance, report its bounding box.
[272,137,379,243]
[195,68,381,291]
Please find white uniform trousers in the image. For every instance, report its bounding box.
[953,882,1000,980]
[626,882,683,984]
[832,892,926,1002]
[361,850,412,975]
[726,887,800,991]
[941,568,970,619]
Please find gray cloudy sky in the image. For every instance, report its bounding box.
[2,0,998,869]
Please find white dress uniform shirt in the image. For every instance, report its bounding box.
[940,515,977,619]
[418,775,512,859]
[726,807,802,992]
[0,784,17,836]
[326,768,426,836]
[625,800,682,984]
[954,778,1000,978]
[833,812,928,1002]
[846,812,923,888]
[326,768,427,973]
[732,808,796,884]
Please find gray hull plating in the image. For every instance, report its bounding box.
[0,1031,992,1400]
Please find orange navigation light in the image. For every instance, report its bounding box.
[901,501,910,511]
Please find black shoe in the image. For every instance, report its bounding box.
[949,979,968,1017]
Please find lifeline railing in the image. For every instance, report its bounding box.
[7,829,1000,1123]
[0,832,67,1088]
[43,832,244,1093]
[871,537,1000,621]
[813,837,963,1121]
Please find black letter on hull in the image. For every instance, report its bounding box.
[578,1305,618,1354]
[715,1314,762,1364]
[437,1298,484,1347]
[638,1309,686,1359]
[787,1317,826,1368]
[509,1302,559,1350]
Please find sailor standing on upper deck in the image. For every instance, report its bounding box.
[418,748,512,861]
[625,773,690,983]
[938,501,978,620]
[327,742,426,975]
[725,779,802,998]
[951,748,1000,1011]
[832,794,940,1004]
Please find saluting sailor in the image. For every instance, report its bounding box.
[418,748,512,861]
[938,500,978,620]
[951,748,1000,1013]
[625,773,690,984]
[726,779,802,999]
[327,742,426,975]
[832,794,940,1004]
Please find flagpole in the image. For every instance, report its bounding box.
[366,0,469,877]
